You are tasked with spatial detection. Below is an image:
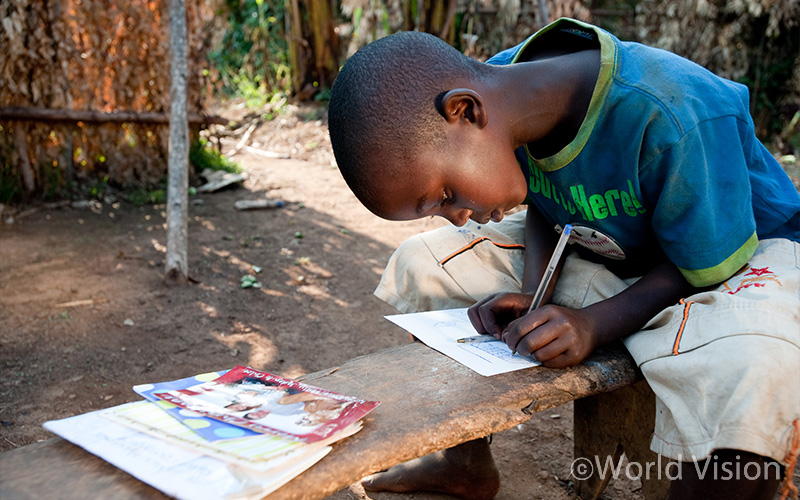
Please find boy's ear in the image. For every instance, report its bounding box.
[439,89,488,129]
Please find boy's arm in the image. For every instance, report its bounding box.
[521,206,559,294]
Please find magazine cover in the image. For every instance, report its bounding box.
[153,365,380,443]
[133,370,262,442]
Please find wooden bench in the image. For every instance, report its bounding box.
[0,341,668,500]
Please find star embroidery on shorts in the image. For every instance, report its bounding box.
[744,266,772,277]
[722,265,782,294]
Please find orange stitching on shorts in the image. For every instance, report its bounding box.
[672,298,694,356]
[779,419,799,500]
[439,237,525,266]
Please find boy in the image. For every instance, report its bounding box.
[327,17,799,500]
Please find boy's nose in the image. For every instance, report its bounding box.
[444,207,472,227]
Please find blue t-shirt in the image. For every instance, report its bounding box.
[488,18,800,287]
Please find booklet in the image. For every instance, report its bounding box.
[153,365,380,442]
[103,400,364,470]
[44,405,331,500]
[103,401,306,469]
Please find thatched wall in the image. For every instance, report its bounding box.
[0,0,222,201]
[630,0,800,142]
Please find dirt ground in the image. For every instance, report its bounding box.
[0,103,796,500]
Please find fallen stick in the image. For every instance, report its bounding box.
[225,120,259,158]
[12,201,72,220]
[54,298,108,308]
[243,145,290,159]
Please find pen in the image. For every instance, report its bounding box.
[526,224,573,315]
[456,335,499,343]
[513,224,573,355]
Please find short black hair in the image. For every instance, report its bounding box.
[328,31,486,214]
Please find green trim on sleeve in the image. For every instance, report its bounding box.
[678,232,759,287]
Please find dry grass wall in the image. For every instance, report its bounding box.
[0,0,223,201]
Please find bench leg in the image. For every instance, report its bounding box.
[573,380,670,500]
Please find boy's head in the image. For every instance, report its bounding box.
[328,31,528,226]
[329,32,484,212]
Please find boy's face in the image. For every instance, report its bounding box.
[371,133,527,226]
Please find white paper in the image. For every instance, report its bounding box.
[43,404,330,500]
[385,308,540,376]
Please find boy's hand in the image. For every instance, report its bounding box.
[467,292,532,338]
[500,305,599,369]
[469,294,598,368]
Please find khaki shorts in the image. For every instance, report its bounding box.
[375,210,800,464]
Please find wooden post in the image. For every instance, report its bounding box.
[573,380,670,500]
[165,0,189,286]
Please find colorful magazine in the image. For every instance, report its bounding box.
[133,370,261,442]
[153,365,380,443]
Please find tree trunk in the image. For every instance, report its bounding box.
[165,0,190,286]
[308,0,338,90]
[418,0,457,43]
[286,0,339,98]
[439,0,458,42]
[286,0,306,98]
[403,0,415,31]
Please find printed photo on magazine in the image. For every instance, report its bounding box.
[153,365,380,442]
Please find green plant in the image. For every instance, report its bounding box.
[240,274,262,288]
[84,176,110,200]
[0,164,22,204]
[190,138,241,174]
[126,187,166,206]
[209,0,290,102]
[41,160,64,201]
[313,88,332,103]
[0,127,22,204]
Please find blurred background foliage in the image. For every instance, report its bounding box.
[0,0,798,203]
[209,0,292,104]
